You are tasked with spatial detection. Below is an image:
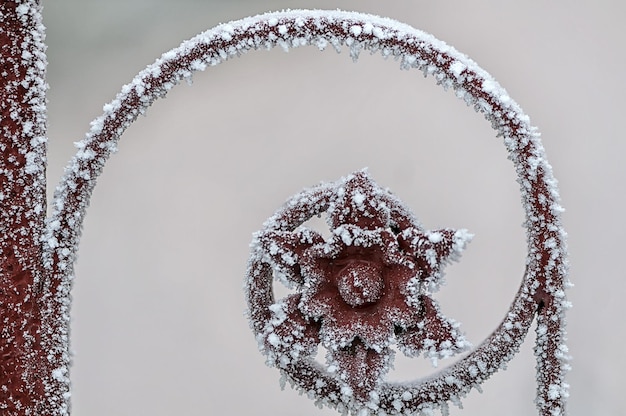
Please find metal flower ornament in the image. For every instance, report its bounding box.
[248,171,471,403]
[1,3,569,416]
[247,170,473,403]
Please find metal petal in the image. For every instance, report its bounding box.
[330,338,393,403]
[263,294,320,368]
[327,170,391,230]
[396,295,471,366]
[398,227,472,292]
[257,228,324,287]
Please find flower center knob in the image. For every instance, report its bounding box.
[337,261,384,307]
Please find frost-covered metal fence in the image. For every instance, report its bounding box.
[1,3,569,415]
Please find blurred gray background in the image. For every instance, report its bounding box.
[42,1,623,415]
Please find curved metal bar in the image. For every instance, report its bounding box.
[46,10,569,415]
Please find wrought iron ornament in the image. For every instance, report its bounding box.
[240,10,570,416]
[247,170,473,409]
[0,4,569,414]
